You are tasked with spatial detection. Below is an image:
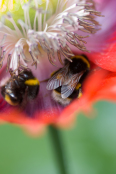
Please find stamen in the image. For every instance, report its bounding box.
[76,3,93,7]
[0,15,5,28]
[0,34,7,46]
[18,19,28,37]
[0,0,103,71]
[6,54,11,72]
[57,0,67,13]
[50,38,59,52]
[0,35,7,68]
[0,47,2,57]
[29,50,37,69]
[22,0,32,30]
[32,7,48,31]
[18,46,28,62]
[60,47,72,62]
[29,43,41,64]
[47,51,57,67]
[85,9,104,17]
[43,0,50,29]
[6,12,22,37]
[0,50,5,68]
[57,50,64,65]
[17,54,20,71]
[56,0,60,13]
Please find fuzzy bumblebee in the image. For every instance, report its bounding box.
[47,55,90,106]
[1,68,39,106]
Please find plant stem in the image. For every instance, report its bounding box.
[49,126,69,174]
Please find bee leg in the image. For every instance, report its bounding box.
[31,61,37,69]
[0,49,5,69]
[17,56,28,74]
[6,54,11,72]
[20,86,28,110]
[17,64,28,75]
[9,68,16,77]
[19,64,28,70]
[17,55,20,74]
[29,51,37,69]
[40,78,49,83]
[9,55,21,75]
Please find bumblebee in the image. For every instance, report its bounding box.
[52,83,82,106]
[1,68,39,106]
[46,55,90,105]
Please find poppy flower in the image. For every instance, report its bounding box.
[0,0,115,135]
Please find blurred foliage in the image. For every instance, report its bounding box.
[0,101,116,174]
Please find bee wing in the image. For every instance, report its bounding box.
[46,64,69,90]
[61,72,83,99]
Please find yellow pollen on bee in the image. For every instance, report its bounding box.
[57,74,62,80]
[5,94,18,106]
[75,83,81,90]
[78,91,82,98]
[75,83,82,98]
[25,78,39,86]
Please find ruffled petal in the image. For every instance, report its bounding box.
[94,72,116,101]
[0,94,59,135]
[87,39,116,72]
[1,60,116,134]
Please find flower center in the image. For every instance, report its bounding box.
[0,0,103,72]
[0,0,103,106]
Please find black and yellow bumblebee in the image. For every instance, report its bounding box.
[46,55,90,106]
[1,68,39,106]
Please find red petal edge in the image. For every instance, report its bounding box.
[1,68,116,134]
[87,32,116,72]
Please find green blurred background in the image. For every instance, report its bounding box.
[0,101,116,174]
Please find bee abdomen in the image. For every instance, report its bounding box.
[1,86,23,105]
[24,78,39,99]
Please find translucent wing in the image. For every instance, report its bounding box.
[61,72,84,99]
[46,64,69,90]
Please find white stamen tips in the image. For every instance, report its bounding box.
[0,0,103,72]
